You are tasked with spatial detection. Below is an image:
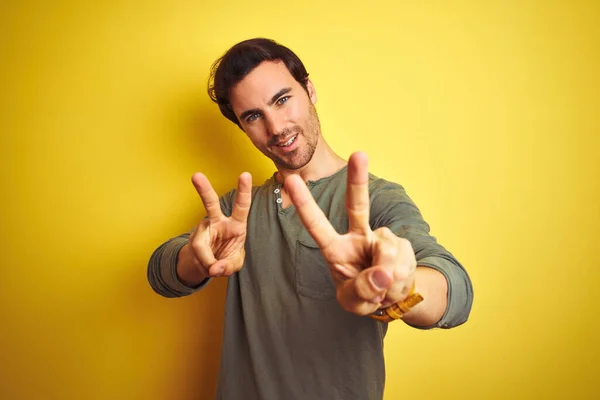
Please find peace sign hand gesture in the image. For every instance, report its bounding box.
[285,152,417,316]
[187,172,252,278]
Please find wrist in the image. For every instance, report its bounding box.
[369,280,424,323]
[176,243,209,287]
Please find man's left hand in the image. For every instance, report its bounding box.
[285,152,417,316]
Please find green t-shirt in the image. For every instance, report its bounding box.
[148,166,473,400]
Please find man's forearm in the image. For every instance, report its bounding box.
[401,266,448,327]
[176,243,209,287]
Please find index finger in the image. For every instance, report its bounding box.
[230,172,252,223]
[192,173,224,221]
[346,152,371,235]
[285,174,339,249]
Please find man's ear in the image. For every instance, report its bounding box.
[306,79,317,105]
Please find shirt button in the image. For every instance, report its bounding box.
[274,188,280,194]
[276,198,283,204]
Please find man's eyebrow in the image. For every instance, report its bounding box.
[267,87,292,106]
[239,88,293,122]
[240,108,260,121]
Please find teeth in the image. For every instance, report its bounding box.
[279,136,296,147]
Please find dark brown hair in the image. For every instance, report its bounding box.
[208,38,310,128]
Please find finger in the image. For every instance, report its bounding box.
[231,172,252,223]
[208,250,244,277]
[337,267,392,315]
[210,258,239,277]
[372,228,416,304]
[285,174,339,249]
[192,173,224,221]
[346,152,371,235]
[189,221,218,270]
[208,259,229,277]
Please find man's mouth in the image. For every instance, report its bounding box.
[276,135,297,147]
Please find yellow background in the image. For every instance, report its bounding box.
[1,1,599,399]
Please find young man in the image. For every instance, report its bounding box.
[148,38,473,400]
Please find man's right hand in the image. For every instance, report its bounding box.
[177,172,252,285]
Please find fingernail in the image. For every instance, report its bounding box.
[372,295,384,304]
[371,270,391,289]
[213,266,224,277]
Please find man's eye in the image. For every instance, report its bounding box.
[276,96,290,106]
[247,113,260,122]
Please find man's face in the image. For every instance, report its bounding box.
[229,61,320,171]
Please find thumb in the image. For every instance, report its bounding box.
[370,269,392,291]
[353,267,392,305]
[336,268,392,315]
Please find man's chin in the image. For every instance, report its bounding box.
[273,153,312,171]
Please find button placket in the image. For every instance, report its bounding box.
[274,185,283,206]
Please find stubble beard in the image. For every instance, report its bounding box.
[269,104,321,171]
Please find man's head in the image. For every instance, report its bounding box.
[208,38,322,171]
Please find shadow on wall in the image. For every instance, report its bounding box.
[185,96,273,195]
[144,98,273,399]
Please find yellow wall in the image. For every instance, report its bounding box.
[2,1,599,399]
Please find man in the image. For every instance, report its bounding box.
[148,38,473,400]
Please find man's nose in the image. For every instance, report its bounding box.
[264,112,286,137]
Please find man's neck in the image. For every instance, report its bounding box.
[275,138,346,184]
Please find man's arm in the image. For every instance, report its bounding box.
[369,179,474,329]
[147,231,210,298]
[400,266,448,327]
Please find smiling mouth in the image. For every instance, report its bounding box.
[276,135,297,147]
